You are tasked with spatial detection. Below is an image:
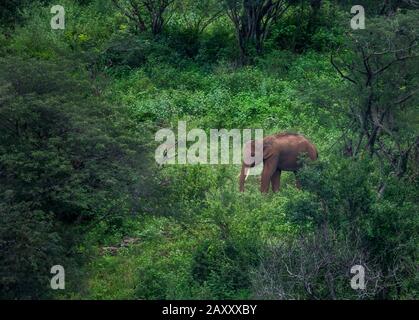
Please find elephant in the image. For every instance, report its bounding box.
[239,133,318,193]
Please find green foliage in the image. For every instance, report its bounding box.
[0,0,34,27]
[267,1,345,53]
[252,156,418,299]
[191,238,258,299]
[0,56,155,298]
[103,33,182,71]
[0,202,62,299]
[1,0,417,301]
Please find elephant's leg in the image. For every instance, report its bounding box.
[260,159,278,193]
[271,170,281,193]
[294,171,301,189]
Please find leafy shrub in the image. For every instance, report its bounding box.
[252,156,418,299]
[267,1,345,53]
[0,57,155,298]
[191,238,259,299]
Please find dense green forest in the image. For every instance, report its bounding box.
[0,0,418,300]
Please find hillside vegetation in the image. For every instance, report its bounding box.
[0,0,418,299]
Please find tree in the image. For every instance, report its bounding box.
[331,11,419,184]
[173,0,224,35]
[0,0,30,27]
[112,0,175,35]
[379,0,419,15]
[224,0,292,64]
[308,0,322,32]
[335,0,419,16]
[0,57,156,298]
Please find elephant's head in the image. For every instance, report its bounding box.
[239,138,274,192]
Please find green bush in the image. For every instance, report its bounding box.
[252,156,418,299]
[191,238,258,299]
[0,56,156,298]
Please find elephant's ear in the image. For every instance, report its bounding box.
[263,141,274,160]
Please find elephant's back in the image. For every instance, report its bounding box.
[273,133,318,170]
[274,133,313,145]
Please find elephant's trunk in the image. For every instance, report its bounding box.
[239,165,250,192]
